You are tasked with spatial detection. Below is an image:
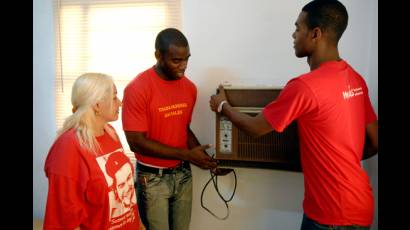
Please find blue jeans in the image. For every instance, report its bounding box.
[301,214,370,230]
[136,165,192,230]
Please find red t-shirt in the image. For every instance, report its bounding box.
[122,67,197,168]
[44,128,140,230]
[263,60,377,226]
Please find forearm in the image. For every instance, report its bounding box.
[126,131,217,169]
[362,133,378,160]
[221,103,269,137]
[362,145,378,160]
[187,127,201,149]
[127,135,189,161]
[362,120,378,161]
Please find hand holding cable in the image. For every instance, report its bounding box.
[184,145,218,169]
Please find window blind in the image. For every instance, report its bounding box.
[53,0,181,165]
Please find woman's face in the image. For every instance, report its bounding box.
[99,84,122,122]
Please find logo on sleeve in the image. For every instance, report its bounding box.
[342,85,363,100]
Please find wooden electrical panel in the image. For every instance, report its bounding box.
[215,87,301,172]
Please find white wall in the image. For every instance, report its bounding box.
[359,1,378,228]
[33,0,378,229]
[33,0,56,220]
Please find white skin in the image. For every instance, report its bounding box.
[93,84,122,136]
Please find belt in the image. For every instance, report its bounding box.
[137,161,190,174]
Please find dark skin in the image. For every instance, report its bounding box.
[362,120,378,160]
[154,44,190,81]
[209,11,378,160]
[125,44,217,169]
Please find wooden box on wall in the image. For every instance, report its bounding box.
[215,86,301,172]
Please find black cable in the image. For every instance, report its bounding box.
[200,167,237,220]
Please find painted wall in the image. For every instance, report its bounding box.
[33,0,378,229]
[33,0,56,220]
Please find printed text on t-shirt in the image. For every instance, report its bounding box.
[158,103,188,118]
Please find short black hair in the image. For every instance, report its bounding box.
[302,0,348,42]
[155,28,189,54]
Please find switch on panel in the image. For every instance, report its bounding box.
[219,116,232,153]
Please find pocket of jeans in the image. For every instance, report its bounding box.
[179,168,192,184]
[137,172,161,189]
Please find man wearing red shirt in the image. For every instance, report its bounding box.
[122,28,217,230]
[209,0,378,229]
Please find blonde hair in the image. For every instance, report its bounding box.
[57,73,117,154]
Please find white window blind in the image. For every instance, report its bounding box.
[53,0,181,165]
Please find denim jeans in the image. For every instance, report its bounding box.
[136,165,192,230]
[301,214,370,230]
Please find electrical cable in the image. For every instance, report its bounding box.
[200,167,237,220]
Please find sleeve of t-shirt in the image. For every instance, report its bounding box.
[44,174,87,230]
[44,135,89,229]
[262,78,318,132]
[122,83,149,132]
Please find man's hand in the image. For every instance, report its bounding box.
[185,144,218,169]
[209,85,228,112]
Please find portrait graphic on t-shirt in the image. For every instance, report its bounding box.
[97,149,137,229]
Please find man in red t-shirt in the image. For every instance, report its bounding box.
[122,28,217,230]
[209,0,378,229]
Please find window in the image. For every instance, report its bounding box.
[53,0,181,165]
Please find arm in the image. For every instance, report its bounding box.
[222,104,274,137]
[209,85,273,137]
[44,137,88,230]
[125,131,187,160]
[44,174,84,230]
[362,120,378,160]
[187,125,201,149]
[124,131,217,169]
[186,126,218,168]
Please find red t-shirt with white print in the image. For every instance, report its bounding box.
[262,60,377,226]
[44,127,140,230]
[122,66,197,168]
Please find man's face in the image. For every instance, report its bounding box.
[115,163,134,206]
[158,44,191,80]
[292,11,314,58]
